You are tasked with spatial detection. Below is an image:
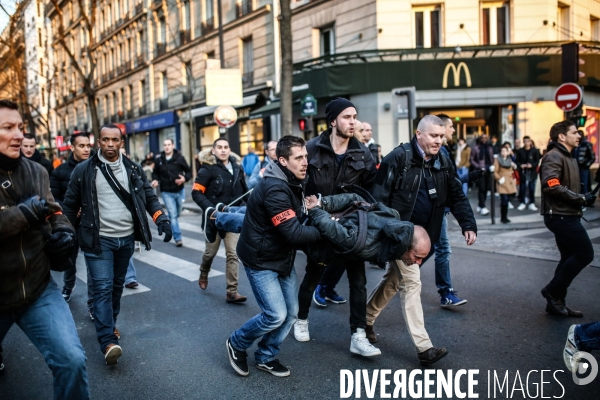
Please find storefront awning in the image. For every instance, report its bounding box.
[249,100,280,119]
[191,95,260,118]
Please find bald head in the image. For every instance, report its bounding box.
[362,122,372,144]
[354,120,364,141]
[401,225,431,266]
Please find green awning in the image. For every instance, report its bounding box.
[249,100,280,119]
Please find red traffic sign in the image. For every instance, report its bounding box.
[214,106,237,129]
[554,83,583,112]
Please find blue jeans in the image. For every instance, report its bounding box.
[215,206,245,233]
[458,167,469,196]
[84,234,135,353]
[125,257,137,285]
[230,266,298,364]
[0,278,90,399]
[162,189,183,242]
[518,176,537,205]
[432,216,452,293]
[575,322,600,352]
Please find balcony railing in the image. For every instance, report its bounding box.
[179,29,191,46]
[135,54,145,67]
[155,42,167,58]
[235,0,253,18]
[158,98,168,110]
[181,92,190,104]
[117,65,125,75]
[138,105,146,116]
[135,2,144,15]
[242,71,253,88]
[126,110,134,119]
[201,19,214,35]
[108,70,115,80]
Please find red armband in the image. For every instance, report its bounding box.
[152,210,163,222]
[271,209,296,226]
[193,183,206,193]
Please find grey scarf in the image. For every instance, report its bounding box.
[497,156,513,169]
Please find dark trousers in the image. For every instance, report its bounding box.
[580,168,591,194]
[319,264,346,288]
[500,194,510,207]
[63,243,80,290]
[298,257,367,333]
[544,215,594,299]
[518,177,537,205]
[477,171,491,208]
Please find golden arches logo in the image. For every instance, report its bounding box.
[442,62,472,88]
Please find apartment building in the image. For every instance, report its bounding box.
[290,0,600,155]
[47,0,280,165]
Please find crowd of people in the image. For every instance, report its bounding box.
[0,95,599,398]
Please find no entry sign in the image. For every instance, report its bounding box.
[554,83,583,112]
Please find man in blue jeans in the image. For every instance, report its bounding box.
[227,135,322,377]
[64,124,172,365]
[0,99,89,398]
[151,138,192,247]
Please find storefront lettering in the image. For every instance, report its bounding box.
[442,62,472,89]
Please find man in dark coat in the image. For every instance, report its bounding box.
[515,135,541,211]
[21,133,53,175]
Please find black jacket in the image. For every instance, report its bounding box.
[237,162,321,275]
[372,138,477,243]
[192,149,247,212]
[24,149,53,176]
[152,150,192,193]
[62,153,169,254]
[305,130,377,196]
[515,147,541,179]
[574,139,595,170]
[50,154,82,208]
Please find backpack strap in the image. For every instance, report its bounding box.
[338,208,369,256]
[394,143,413,190]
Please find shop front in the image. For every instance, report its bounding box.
[125,111,178,164]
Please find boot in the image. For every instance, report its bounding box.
[500,205,510,223]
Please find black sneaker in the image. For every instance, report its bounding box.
[226,339,248,376]
[203,207,214,232]
[256,359,290,377]
[62,285,75,302]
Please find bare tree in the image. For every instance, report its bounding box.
[279,0,293,136]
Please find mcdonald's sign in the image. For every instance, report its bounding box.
[442,62,472,89]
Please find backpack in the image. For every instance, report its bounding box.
[393,142,452,191]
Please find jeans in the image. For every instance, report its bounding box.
[500,194,510,207]
[544,215,594,300]
[458,166,469,196]
[125,257,137,285]
[230,266,298,364]
[433,216,452,293]
[162,189,183,242]
[298,257,367,333]
[580,168,590,193]
[63,243,80,290]
[0,278,90,399]
[215,206,246,233]
[518,176,537,205]
[84,234,135,353]
[575,322,600,352]
[477,170,491,208]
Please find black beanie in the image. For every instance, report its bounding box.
[325,97,356,124]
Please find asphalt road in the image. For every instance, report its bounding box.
[2,213,600,399]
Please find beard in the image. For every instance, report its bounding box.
[334,127,353,139]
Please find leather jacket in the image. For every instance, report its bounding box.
[540,142,585,216]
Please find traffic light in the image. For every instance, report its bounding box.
[568,106,587,128]
[561,42,585,83]
[298,118,308,132]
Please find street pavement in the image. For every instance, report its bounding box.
[2,212,600,399]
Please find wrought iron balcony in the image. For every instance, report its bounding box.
[179,29,191,46]
[201,19,214,35]
[155,42,167,58]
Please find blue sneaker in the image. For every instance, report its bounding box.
[325,288,346,304]
[440,289,467,308]
[313,285,327,307]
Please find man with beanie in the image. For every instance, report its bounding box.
[293,97,380,357]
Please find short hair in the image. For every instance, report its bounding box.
[163,138,174,145]
[70,131,90,145]
[549,121,575,142]
[522,135,531,141]
[22,133,37,143]
[436,113,451,123]
[100,123,123,137]
[417,115,445,132]
[213,138,229,148]
[502,141,512,148]
[276,135,305,160]
[0,99,18,111]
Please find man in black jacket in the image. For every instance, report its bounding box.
[151,138,192,247]
[366,115,477,366]
[515,136,541,211]
[293,97,381,358]
[21,133,53,175]
[63,124,172,365]
[50,131,91,302]
[192,138,247,303]
[573,130,595,193]
[226,135,322,378]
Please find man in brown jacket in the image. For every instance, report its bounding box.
[0,100,89,398]
[540,120,596,318]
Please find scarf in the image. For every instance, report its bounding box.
[497,156,513,169]
[0,152,21,171]
[98,151,130,192]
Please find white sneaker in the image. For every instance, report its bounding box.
[564,325,581,373]
[476,207,482,213]
[294,319,310,342]
[350,328,381,357]
[480,207,490,216]
[517,203,527,211]
[508,202,514,209]
[528,203,538,211]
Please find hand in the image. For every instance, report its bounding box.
[464,231,477,246]
[151,180,159,188]
[157,220,173,242]
[305,195,319,210]
[488,165,495,173]
[584,192,597,207]
[45,229,74,255]
[468,169,484,183]
[498,177,506,185]
[18,196,50,226]
[259,168,265,178]
[174,174,185,185]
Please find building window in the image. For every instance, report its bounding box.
[182,62,191,86]
[591,16,599,41]
[38,28,42,46]
[482,2,509,45]
[41,88,45,107]
[558,3,570,40]
[320,26,335,56]
[128,85,133,110]
[39,58,43,75]
[139,80,146,107]
[242,37,253,87]
[182,1,191,30]
[414,6,441,48]
[161,72,168,99]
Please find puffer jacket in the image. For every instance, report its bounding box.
[192,149,247,213]
[0,158,74,313]
[306,193,414,265]
[540,142,585,216]
[236,162,321,275]
[50,154,81,208]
